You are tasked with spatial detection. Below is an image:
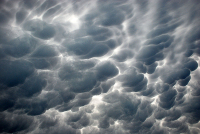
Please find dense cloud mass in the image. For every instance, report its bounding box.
[0,0,200,133]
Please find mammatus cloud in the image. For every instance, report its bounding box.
[0,0,200,133]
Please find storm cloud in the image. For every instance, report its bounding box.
[0,0,200,134]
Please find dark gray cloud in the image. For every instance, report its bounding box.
[23,19,56,39]
[0,0,200,134]
[0,60,34,87]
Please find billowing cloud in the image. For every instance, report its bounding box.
[0,0,200,134]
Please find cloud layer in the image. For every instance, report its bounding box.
[0,0,200,133]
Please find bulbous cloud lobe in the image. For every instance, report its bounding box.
[0,0,200,134]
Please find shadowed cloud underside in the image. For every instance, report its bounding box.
[0,0,200,134]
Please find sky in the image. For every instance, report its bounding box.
[0,0,200,134]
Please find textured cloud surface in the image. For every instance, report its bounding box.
[0,0,200,134]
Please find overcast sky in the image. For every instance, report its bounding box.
[0,0,200,134]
